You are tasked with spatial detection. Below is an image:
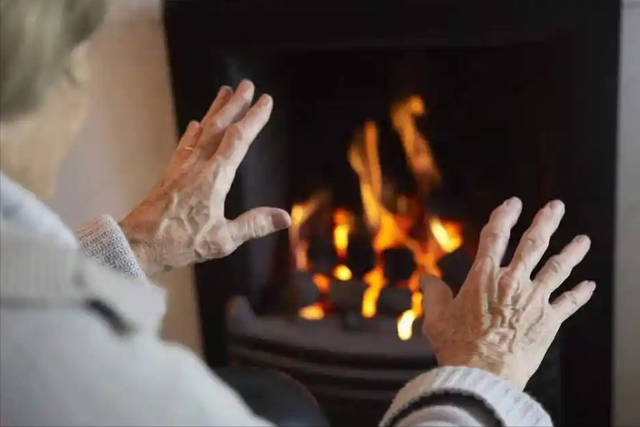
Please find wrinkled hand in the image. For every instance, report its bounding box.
[421,198,595,390]
[120,80,291,275]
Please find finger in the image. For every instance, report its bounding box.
[167,121,203,174]
[215,94,273,176]
[198,80,255,158]
[201,85,233,124]
[472,197,522,274]
[227,206,292,246]
[534,234,591,295]
[551,280,596,322]
[420,275,453,325]
[176,120,202,152]
[509,200,565,276]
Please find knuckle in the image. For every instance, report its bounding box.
[523,233,546,251]
[546,255,565,276]
[498,272,514,289]
[570,293,580,307]
[227,125,244,143]
[209,118,225,133]
[565,292,580,309]
[249,216,270,238]
[481,226,506,244]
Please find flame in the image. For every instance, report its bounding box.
[391,95,441,196]
[312,274,331,293]
[347,121,383,232]
[299,303,324,320]
[292,191,330,320]
[333,264,353,281]
[290,191,330,271]
[333,209,353,258]
[294,95,464,339]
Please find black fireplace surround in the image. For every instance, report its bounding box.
[163,1,620,426]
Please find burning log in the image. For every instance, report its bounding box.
[437,247,473,296]
[345,234,376,279]
[340,311,375,332]
[382,247,416,286]
[329,279,368,314]
[307,236,338,275]
[377,286,412,316]
[285,271,322,311]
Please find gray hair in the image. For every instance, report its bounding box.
[0,0,107,121]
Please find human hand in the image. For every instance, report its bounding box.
[421,198,595,390]
[119,80,291,275]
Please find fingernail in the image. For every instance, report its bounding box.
[238,79,253,92]
[271,210,291,230]
[187,120,200,135]
[218,85,232,96]
[504,197,521,211]
[259,94,272,107]
[575,234,590,244]
[549,200,564,212]
[586,281,596,292]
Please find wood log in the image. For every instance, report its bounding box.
[307,236,338,275]
[286,270,321,310]
[345,234,376,279]
[383,247,416,285]
[329,279,368,314]
[340,311,375,332]
[377,286,412,316]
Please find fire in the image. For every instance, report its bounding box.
[292,95,463,341]
[332,209,353,259]
[289,191,330,271]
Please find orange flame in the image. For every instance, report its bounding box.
[295,95,464,340]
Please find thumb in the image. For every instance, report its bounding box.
[229,207,292,245]
[420,274,454,324]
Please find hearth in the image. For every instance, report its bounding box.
[164,1,620,426]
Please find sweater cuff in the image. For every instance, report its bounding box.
[75,215,147,280]
[381,366,553,427]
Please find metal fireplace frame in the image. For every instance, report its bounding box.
[163,1,621,425]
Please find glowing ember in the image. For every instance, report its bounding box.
[293,95,464,341]
[333,265,353,281]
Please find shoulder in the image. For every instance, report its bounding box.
[1,300,268,426]
[0,228,272,426]
[0,221,166,330]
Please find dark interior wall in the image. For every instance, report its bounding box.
[163,1,621,425]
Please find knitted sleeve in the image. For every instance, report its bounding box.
[75,215,147,280]
[381,366,553,426]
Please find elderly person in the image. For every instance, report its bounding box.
[0,1,596,426]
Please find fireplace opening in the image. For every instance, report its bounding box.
[164,1,619,426]
[275,46,554,344]
[224,45,565,425]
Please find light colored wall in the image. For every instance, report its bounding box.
[50,0,203,355]
[615,1,640,425]
[49,0,639,423]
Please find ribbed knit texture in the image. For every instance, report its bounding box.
[75,215,147,280]
[381,366,553,426]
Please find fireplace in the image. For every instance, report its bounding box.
[163,1,620,425]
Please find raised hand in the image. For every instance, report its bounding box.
[421,198,594,389]
[120,80,291,275]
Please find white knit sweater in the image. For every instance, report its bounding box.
[0,173,552,426]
